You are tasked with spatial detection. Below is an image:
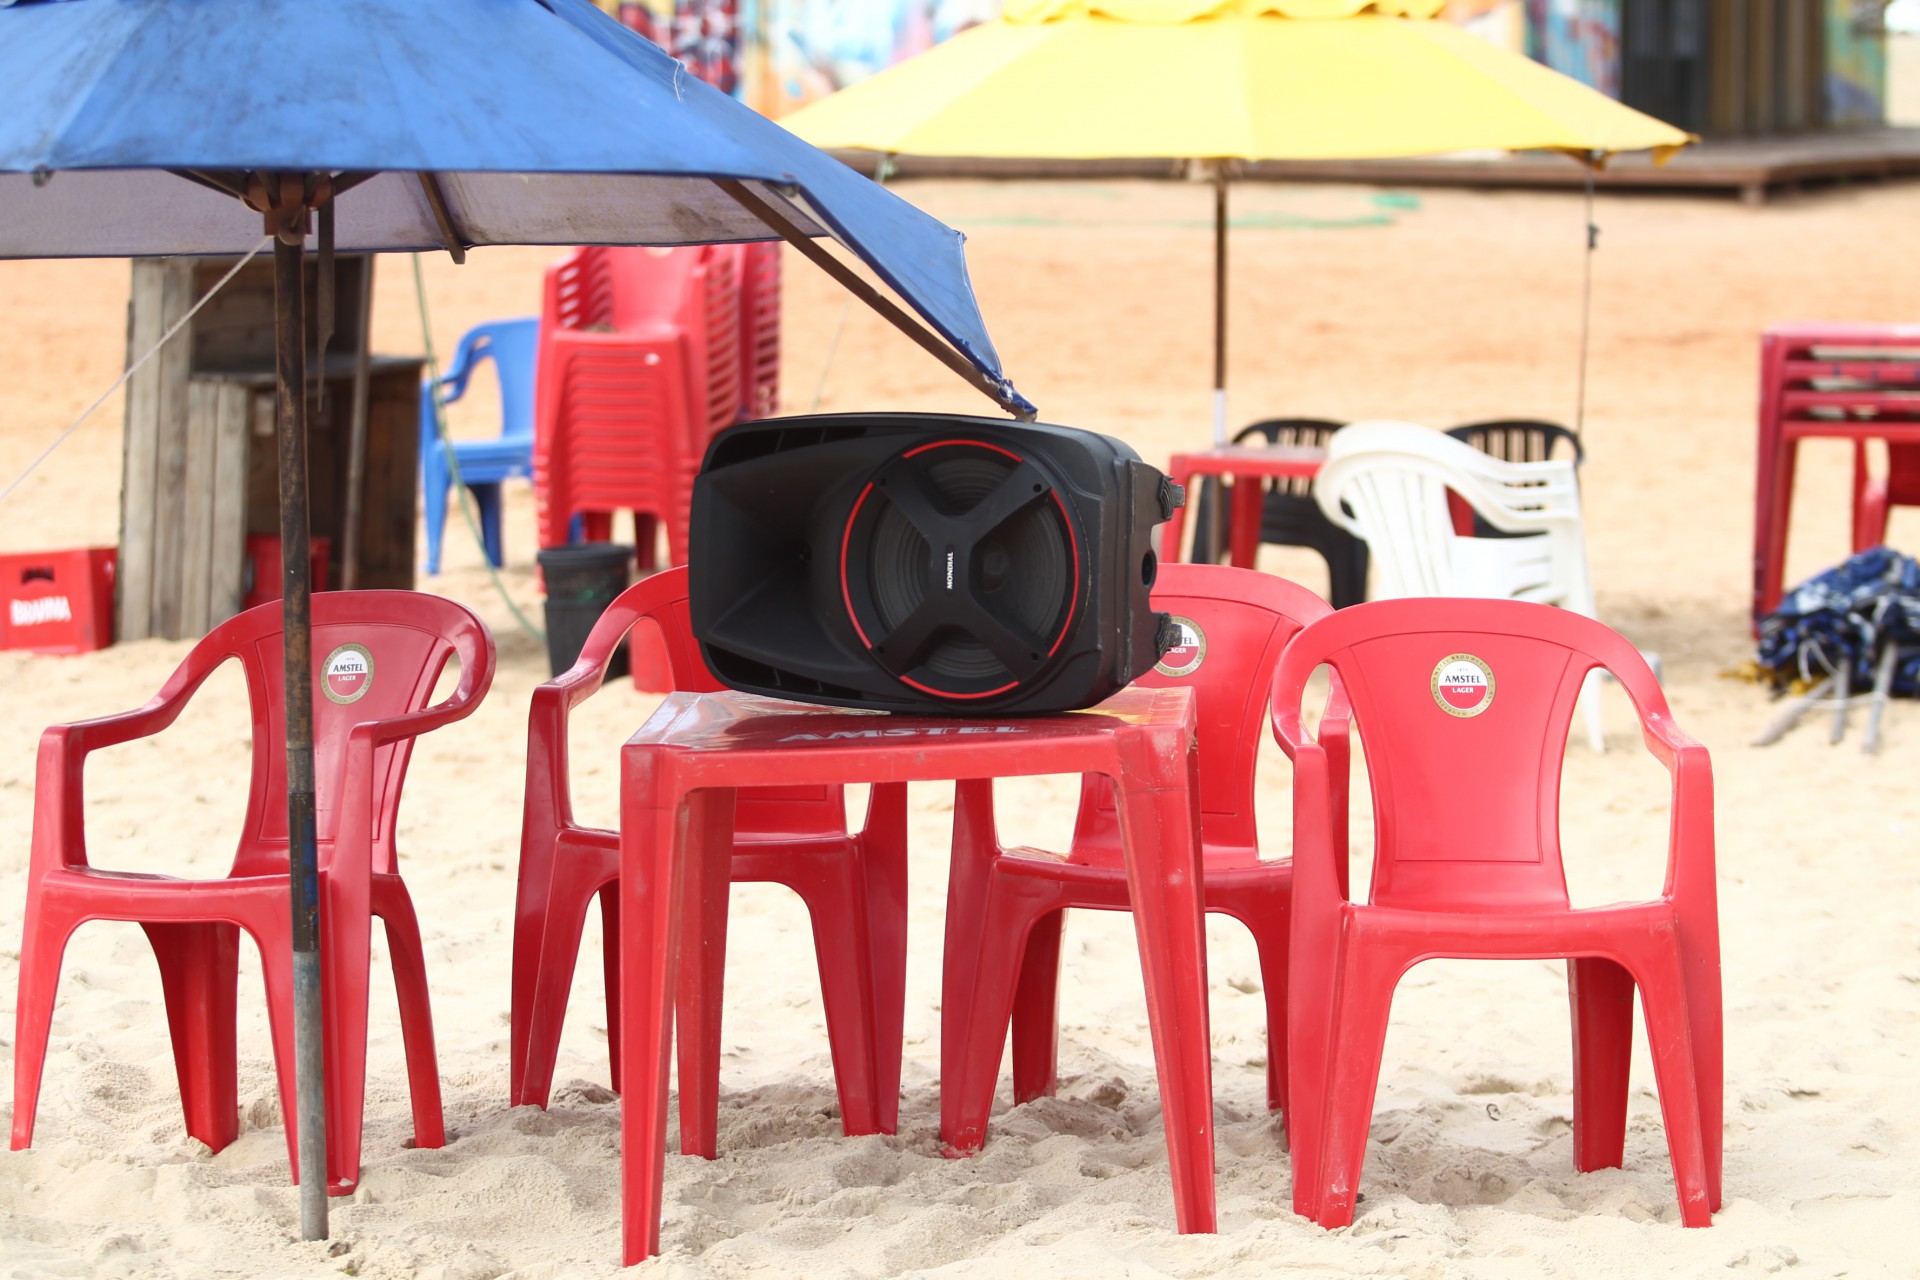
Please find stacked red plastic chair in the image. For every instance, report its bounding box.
[11,592,496,1194]
[738,242,781,420]
[533,245,746,570]
[1754,323,1920,621]
[1274,597,1721,1229]
[938,562,1347,1158]
[511,566,909,1141]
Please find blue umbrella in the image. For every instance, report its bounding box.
[0,0,1032,1242]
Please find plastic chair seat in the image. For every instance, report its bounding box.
[511,566,909,1141]
[12,592,496,1195]
[1314,419,1608,752]
[937,564,1344,1157]
[1275,598,1721,1232]
[421,317,539,575]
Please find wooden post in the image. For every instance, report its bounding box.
[119,258,196,641]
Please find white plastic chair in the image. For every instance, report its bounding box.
[1313,419,1608,752]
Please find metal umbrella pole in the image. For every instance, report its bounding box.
[255,171,329,1241]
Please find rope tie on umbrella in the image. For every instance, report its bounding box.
[0,237,272,508]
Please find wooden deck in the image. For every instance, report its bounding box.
[850,128,1920,204]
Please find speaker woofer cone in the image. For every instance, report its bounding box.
[842,440,1077,699]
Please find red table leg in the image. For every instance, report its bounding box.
[618,773,681,1266]
[1228,470,1263,570]
[1113,728,1216,1233]
[676,788,737,1159]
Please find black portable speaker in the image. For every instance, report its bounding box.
[689,412,1184,714]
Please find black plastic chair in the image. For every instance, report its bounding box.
[1189,418,1368,609]
[1444,420,1585,539]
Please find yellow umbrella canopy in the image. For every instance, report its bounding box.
[785,0,1692,162]
[785,0,1692,443]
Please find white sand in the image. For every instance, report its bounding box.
[2,178,1918,1277]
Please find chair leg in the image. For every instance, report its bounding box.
[1631,946,1714,1227]
[1009,909,1065,1106]
[142,921,242,1154]
[774,849,885,1136]
[1217,883,1294,1124]
[321,884,374,1195]
[939,874,1044,1157]
[372,883,444,1151]
[422,447,450,576]
[472,482,505,568]
[600,885,623,1102]
[1568,956,1634,1172]
[10,898,79,1151]
[253,923,303,1183]
[1309,946,1401,1229]
[516,856,617,1109]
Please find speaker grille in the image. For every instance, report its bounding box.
[843,440,1078,697]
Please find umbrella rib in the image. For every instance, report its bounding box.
[416,171,468,264]
[172,168,251,200]
[716,178,1027,420]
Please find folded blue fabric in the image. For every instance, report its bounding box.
[1757,546,1920,695]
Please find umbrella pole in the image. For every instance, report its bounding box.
[269,187,329,1241]
[1212,169,1228,448]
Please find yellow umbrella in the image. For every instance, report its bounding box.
[785,0,1693,441]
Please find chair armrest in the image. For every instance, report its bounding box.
[429,328,487,409]
[1639,713,1716,904]
[29,661,218,873]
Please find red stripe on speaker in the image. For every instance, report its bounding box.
[840,438,1081,702]
[1047,490,1080,659]
[899,675,1021,700]
[841,480,878,649]
[902,438,1024,462]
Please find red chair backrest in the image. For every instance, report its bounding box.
[573,567,846,836]
[1072,563,1332,858]
[193,591,494,878]
[1273,597,1667,912]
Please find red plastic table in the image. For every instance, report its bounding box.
[615,685,1213,1264]
[1161,444,1326,568]
[1753,323,1920,622]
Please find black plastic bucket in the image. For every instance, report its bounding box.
[537,542,633,679]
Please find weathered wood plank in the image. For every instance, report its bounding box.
[207,381,251,627]
[149,260,196,639]
[118,258,195,642]
[180,380,218,633]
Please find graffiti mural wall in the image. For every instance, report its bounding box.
[1523,0,1620,96]
[763,0,1001,114]
[1827,0,1889,126]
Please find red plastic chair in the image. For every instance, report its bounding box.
[1272,597,1721,1229]
[937,563,1348,1156]
[11,591,496,1194]
[1852,441,1920,552]
[511,566,909,1139]
[533,245,744,569]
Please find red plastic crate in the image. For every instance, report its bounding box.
[0,548,116,654]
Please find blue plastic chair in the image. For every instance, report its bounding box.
[420,318,539,575]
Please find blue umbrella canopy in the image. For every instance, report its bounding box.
[0,0,1031,1248]
[0,0,1029,415]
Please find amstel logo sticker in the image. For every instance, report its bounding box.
[1154,616,1206,678]
[1431,653,1495,718]
[322,644,375,706]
